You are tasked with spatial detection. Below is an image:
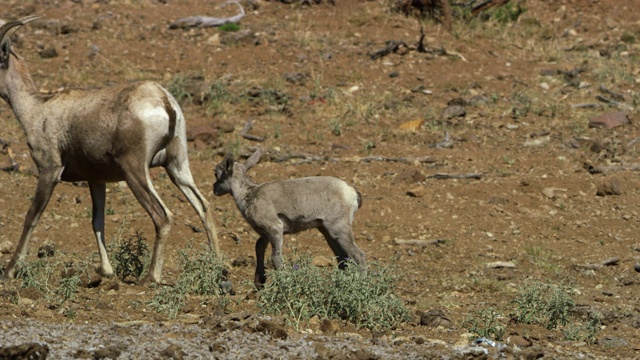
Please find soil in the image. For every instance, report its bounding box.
[0,0,639,359]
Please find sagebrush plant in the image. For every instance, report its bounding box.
[149,243,227,318]
[258,255,410,331]
[167,74,193,105]
[463,307,505,341]
[563,311,602,345]
[16,258,57,294]
[510,280,574,330]
[110,231,150,282]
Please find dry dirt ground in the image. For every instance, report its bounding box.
[0,0,639,359]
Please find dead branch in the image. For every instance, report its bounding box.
[598,85,626,102]
[0,140,24,172]
[370,40,408,60]
[471,0,511,16]
[358,155,437,164]
[393,238,445,246]
[585,162,640,174]
[169,1,245,29]
[240,119,265,142]
[425,172,483,180]
[571,103,603,109]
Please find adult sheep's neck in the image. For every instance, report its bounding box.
[230,169,258,213]
[3,57,45,133]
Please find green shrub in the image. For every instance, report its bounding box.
[149,244,226,318]
[111,231,149,282]
[463,307,505,341]
[16,258,57,294]
[258,255,409,331]
[219,23,240,32]
[511,281,574,330]
[563,311,602,345]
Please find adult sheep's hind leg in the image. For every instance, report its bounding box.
[88,182,114,277]
[117,158,173,285]
[163,139,220,256]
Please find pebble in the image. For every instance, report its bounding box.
[0,240,13,254]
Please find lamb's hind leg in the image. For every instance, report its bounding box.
[88,182,114,277]
[163,140,220,256]
[319,221,367,270]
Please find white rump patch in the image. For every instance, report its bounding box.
[338,181,359,222]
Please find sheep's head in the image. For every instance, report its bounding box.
[213,148,262,196]
[213,153,235,196]
[0,16,41,70]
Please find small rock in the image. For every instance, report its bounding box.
[311,255,334,268]
[0,343,49,360]
[93,345,123,360]
[0,240,13,254]
[508,335,532,348]
[319,319,338,334]
[406,186,424,197]
[601,257,620,266]
[398,119,424,132]
[219,280,234,295]
[159,344,186,360]
[255,320,288,340]
[419,309,452,328]
[39,46,58,59]
[37,243,55,258]
[394,169,426,184]
[596,179,623,196]
[283,72,307,85]
[486,261,516,269]
[588,111,631,129]
[231,256,254,267]
[539,82,550,90]
[634,263,640,273]
[443,105,466,119]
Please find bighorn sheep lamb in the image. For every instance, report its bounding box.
[0,16,219,284]
[213,148,367,287]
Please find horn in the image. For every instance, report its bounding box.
[0,15,42,42]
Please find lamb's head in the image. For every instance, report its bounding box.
[213,147,262,196]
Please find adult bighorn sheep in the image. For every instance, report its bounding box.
[0,16,219,284]
[213,148,367,288]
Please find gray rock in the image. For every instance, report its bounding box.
[443,105,466,119]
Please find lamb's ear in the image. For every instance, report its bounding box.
[223,153,235,174]
[244,147,262,170]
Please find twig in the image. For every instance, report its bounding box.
[169,1,245,29]
[240,119,265,142]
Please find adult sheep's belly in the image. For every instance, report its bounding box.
[60,158,125,183]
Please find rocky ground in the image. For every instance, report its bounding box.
[0,0,639,359]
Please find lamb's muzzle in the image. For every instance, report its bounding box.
[0,16,220,284]
[213,147,367,288]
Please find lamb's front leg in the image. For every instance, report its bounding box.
[254,235,269,288]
